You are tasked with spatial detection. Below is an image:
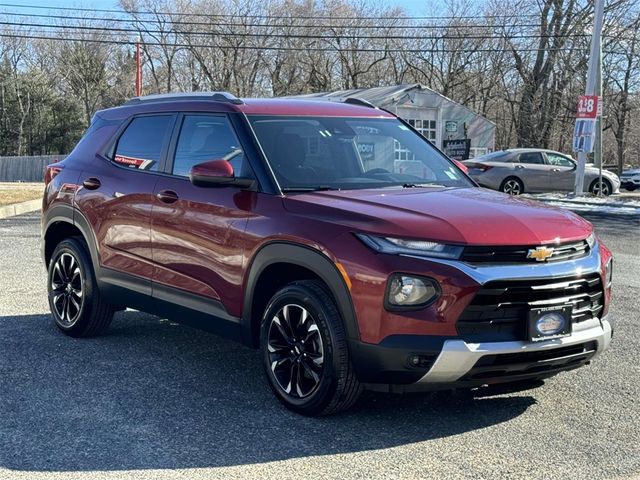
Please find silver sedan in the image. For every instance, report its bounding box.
[463,149,621,196]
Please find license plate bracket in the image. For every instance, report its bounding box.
[528,305,572,342]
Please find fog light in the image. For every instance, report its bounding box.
[407,354,436,369]
[386,274,440,309]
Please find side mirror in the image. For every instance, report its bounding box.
[189,160,253,188]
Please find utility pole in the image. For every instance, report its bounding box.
[574,0,605,195]
[135,37,142,97]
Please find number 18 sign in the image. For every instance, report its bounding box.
[573,95,600,153]
[576,95,599,119]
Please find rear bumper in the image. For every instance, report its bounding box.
[352,315,612,391]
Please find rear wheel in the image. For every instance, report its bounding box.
[500,177,524,195]
[260,280,362,416]
[589,178,612,196]
[47,238,114,337]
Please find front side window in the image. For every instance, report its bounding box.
[248,115,471,191]
[172,115,247,177]
[113,115,174,171]
[546,153,575,168]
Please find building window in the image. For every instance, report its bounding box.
[469,147,490,158]
[396,117,437,161]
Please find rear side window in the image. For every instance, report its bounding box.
[518,152,545,165]
[113,115,174,171]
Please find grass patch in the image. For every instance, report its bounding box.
[0,189,42,207]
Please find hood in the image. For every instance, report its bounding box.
[283,187,592,246]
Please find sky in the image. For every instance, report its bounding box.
[4,0,430,17]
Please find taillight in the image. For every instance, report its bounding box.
[453,159,469,173]
[44,164,63,186]
[466,162,492,172]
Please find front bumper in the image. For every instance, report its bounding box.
[351,238,613,390]
[352,315,612,390]
[416,315,611,384]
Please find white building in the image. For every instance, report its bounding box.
[291,84,496,159]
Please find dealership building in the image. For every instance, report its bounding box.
[291,84,496,160]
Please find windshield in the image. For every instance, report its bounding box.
[248,115,473,191]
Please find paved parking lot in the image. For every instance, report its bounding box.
[0,212,638,480]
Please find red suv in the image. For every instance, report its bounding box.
[42,92,614,415]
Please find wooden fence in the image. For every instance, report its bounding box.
[0,155,67,182]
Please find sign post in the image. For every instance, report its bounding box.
[573,0,604,195]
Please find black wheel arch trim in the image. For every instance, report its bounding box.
[241,241,360,347]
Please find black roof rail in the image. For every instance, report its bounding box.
[124,91,244,106]
[343,97,376,109]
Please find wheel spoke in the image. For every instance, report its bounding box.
[295,363,305,397]
[301,359,320,383]
[272,316,291,343]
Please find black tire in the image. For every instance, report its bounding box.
[499,176,524,195]
[47,237,114,337]
[260,280,362,416]
[589,178,612,196]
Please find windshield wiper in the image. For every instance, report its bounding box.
[281,186,337,192]
[402,182,447,188]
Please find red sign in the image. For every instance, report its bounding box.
[576,95,599,119]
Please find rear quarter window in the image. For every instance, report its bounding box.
[113,115,175,171]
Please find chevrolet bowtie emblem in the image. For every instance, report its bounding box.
[527,246,554,262]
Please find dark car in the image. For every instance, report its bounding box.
[42,92,614,416]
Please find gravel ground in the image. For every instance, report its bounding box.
[0,212,638,480]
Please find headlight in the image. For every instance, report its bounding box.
[605,258,613,288]
[586,233,596,250]
[356,234,463,260]
[386,274,440,309]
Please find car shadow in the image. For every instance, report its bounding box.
[0,311,536,472]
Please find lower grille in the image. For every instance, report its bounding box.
[460,341,598,381]
[457,273,604,342]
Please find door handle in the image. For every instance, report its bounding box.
[551,168,560,172]
[515,165,525,169]
[156,189,179,204]
[82,177,101,190]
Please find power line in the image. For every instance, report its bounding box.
[1,32,627,55]
[0,2,542,21]
[0,10,548,30]
[0,20,600,42]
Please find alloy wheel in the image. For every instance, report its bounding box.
[50,252,84,326]
[267,304,324,398]
[503,179,522,195]
[592,180,610,196]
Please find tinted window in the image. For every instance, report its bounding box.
[172,115,246,177]
[519,152,544,165]
[114,115,174,171]
[546,153,574,167]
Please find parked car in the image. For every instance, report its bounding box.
[463,148,621,196]
[620,168,640,191]
[42,93,614,416]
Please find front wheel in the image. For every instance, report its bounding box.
[589,178,612,196]
[260,280,362,416]
[47,238,114,337]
